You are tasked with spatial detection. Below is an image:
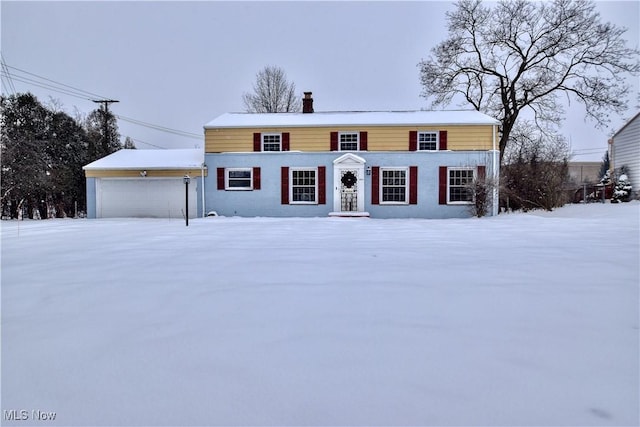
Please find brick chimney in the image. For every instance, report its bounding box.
[302,92,314,113]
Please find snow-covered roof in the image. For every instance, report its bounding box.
[83,149,204,170]
[204,110,500,129]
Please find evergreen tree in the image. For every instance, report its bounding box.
[85,106,121,160]
[1,92,103,218]
[44,110,91,217]
[1,93,50,218]
[611,168,633,203]
[598,151,611,182]
[123,136,136,149]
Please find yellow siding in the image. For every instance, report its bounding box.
[85,169,207,178]
[205,125,494,152]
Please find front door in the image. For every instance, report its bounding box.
[332,153,366,214]
[339,169,359,212]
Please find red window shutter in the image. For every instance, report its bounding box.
[409,166,418,204]
[477,165,486,181]
[253,132,262,152]
[318,166,326,204]
[409,131,418,151]
[371,166,380,205]
[439,130,448,150]
[330,132,339,151]
[281,167,289,204]
[439,166,448,205]
[282,132,290,151]
[359,131,368,151]
[253,167,261,190]
[217,167,225,190]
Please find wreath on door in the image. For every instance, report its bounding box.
[341,171,357,188]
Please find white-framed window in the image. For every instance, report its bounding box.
[339,132,359,151]
[418,131,438,150]
[290,168,317,204]
[448,167,475,203]
[380,167,408,204]
[226,168,253,190]
[262,133,281,151]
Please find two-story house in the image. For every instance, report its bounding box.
[204,93,500,218]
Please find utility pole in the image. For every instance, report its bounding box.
[92,99,119,156]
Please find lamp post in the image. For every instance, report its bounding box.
[183,174,191,226]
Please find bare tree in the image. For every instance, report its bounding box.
[501,120,571,211]
[466,175,497,217]
[243,66,301,113]
[419,0,640,162]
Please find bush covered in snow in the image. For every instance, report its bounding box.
[611,171,633,203]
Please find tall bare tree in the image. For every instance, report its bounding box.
[419,0,639,161]
[243,66,301,113]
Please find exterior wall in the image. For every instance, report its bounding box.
[86,177,97,218]
[612,114,640,196]
[205,151,498,219]
[205,125,495,153]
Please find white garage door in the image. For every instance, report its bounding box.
[97,178,197,218]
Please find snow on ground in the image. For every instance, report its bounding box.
[2,202,639,426]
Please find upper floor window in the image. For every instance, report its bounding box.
[410,130,446,151]
[339,132,359,151]
[418,132,438,151]
[331,131,367,151]
[254,132,289,152]
[262,133,281,151]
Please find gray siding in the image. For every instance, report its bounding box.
[613,114,640,196]
[204,151,499,219]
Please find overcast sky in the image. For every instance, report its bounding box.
[2,1,638,160]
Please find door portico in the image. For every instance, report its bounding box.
[330,153,369,217]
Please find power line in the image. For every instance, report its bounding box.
[129,137,168,149]
[1,62,202,142]
[116,114,201,139]
[4,63,108,100]
[0,54,16,95]
[571,147,608,153]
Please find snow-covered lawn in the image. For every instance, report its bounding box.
[2,202,638,426]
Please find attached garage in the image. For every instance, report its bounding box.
[96,178,197,218]
[84,149,206,219]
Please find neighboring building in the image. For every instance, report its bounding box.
[567,162,601,185]
[610,112,640,198]
[203,92,500,219]
[84,149,206,218]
